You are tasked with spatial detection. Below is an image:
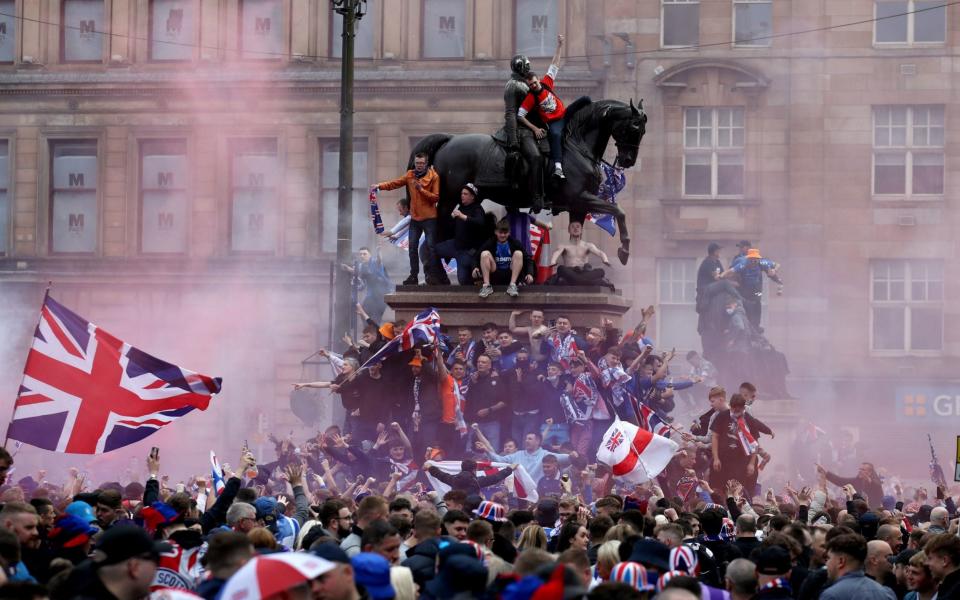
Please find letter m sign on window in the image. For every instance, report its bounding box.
[69,173,85,188]
[531,14,548,33]
[79,20,96,34]
[439,16,455,32]
[255,17,271,34]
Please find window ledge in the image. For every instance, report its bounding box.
[870,351,943,358]
[871,195,944,205]
[872,42,946,50]
[661,197,758,207]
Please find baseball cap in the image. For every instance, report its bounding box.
[352,553,395,600]
[65,500,97,524]
[738,239,752,248]
[92,525,172,567]
[48,514,98,549]
[756,546,792,576]
[313,542,351,565]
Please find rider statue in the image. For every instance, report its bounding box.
[494,54,546,213]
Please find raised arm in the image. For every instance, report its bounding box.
[509,310,530,336]
[551,34,564,69]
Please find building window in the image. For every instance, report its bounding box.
[62,0,104,62]
[0,0,16,63]
[423,0,466,58]
[875,1,945,44]
[515,0,557,57]
[240,0,285,59]
[50,141,98,254]
[873,105,944,197]
[733,0,772,46]
[0,140,8,254]
[230,138,278,253]
[320,139,369,254]
[871,260,943,352]
[149,0,196,61]
[140,140,188,253]
[657,258,700,352]
[683,107,744,197]
[331,1,375,59]
[662,0,699,47]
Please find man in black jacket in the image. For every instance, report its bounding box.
[924,533,960,599]
[475,220,534,298]
[423,459,516,497]
[435,183,488,286]
[465,355,508,451]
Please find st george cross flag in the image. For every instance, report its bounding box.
[7,295,222,454]
[596,418,678,484]
[359,308,442,369]
[424,460,539,504]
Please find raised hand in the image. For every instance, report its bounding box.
[284,463,304,487]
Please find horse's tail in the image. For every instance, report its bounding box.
[407,134,453,169]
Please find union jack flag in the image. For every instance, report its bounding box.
[636,402,672,438]
[360,308,442,369]
[605,429,625,452]
[7,295,222,454]
[210,451,226,496]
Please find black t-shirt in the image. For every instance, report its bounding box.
[465,372,503,422]
[709,410,763,461]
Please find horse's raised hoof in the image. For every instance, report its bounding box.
[618,247,630,265]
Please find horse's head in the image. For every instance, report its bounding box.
[610,99,647,168]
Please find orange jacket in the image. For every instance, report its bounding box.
[377,167,440,221]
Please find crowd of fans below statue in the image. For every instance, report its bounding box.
[0,307,957,600]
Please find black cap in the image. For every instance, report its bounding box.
[738,240,752,248]
[707,242,722,254]
[313,541,351,564]
[756,546,792,576]
[92,525,172,567]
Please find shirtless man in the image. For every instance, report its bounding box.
[549,220,614,289]
[508,309,550,363]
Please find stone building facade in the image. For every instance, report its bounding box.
[0,0,957,470]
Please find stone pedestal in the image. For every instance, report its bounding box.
[384,285,633,332]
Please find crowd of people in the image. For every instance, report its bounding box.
[0,298,956,600]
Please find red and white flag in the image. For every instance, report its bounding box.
[597,419,678,484]
[424,460,539,504]
[736,416,760,456]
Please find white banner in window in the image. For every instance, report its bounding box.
[143,154,188,191]
[52,191,97,253]
[63,0,104,61]
[0,0,15,62]
[231,189,276,252]
[53,155,97,191]
[241,0,284,58]
[423,0,465,58]
[142,190,188,253]
[151,0,196,60]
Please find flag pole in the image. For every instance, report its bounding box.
[3,283,51,450]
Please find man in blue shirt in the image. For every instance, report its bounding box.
[474,429,574,483]
[722,247,783,329]
[475,220,534,298]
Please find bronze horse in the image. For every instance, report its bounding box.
[409,99,647,265]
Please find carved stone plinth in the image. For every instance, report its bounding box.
[384,285,632,332]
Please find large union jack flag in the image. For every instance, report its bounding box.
[7,295,222,454]
[359,308,442,369]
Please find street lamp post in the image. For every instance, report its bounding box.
[331,0,366,345]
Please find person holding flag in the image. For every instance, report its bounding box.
[596,418,679,484]
[708,393,771,496]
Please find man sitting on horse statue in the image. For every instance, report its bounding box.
[495,50,546,212]
[518,34,567,181]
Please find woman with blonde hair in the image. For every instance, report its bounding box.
[517,524,548,551]
[595,540,622,581]
[390,565,418,600]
